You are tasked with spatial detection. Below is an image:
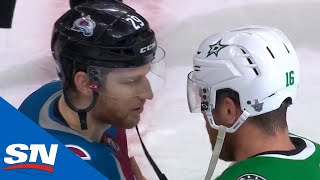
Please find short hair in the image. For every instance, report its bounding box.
[59,59,87,91]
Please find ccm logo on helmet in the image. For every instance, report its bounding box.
[3,144,58,173]
[140,42,156,53]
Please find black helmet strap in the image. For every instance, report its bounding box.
[63,86,99,130]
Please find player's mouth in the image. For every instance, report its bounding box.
[132,106,144,114]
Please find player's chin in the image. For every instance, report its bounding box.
[123,115,141,129]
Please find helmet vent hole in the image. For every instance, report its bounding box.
[266,46,275,59]
[194,65,201,71]
[241,49,259,76]
[283,43,290,54]
[268,93,276,98]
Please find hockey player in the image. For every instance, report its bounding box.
[19,1,166,180]
[187,25,320,180]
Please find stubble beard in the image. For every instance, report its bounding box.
[123,113,141,129]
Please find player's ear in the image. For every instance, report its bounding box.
[222,97,239,127]
[74,71,92,96]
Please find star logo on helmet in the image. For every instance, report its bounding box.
[206,39,228,58]
[237,173,266,180]
[71,15,96,37]
[251,99,264,112]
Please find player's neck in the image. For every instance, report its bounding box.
[58,96,109,142]
[81,114,110,142]
[233,124,296,162]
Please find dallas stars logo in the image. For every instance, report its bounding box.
[206,39,228,58]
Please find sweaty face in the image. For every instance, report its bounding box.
[202,99,235,162]
[91,64,153,129]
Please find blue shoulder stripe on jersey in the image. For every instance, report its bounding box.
[19,81,62,123]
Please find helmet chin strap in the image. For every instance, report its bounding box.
[202,107,250,180]
[204,125,226,180]
[63,86,99,130]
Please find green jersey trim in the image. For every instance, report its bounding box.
[258,136,315,160]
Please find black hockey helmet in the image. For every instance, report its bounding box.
[51,0,165,130]
[52,0,157,80]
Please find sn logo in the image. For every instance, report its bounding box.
[3,144,58,173]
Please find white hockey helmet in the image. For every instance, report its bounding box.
[187,25,300,133]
